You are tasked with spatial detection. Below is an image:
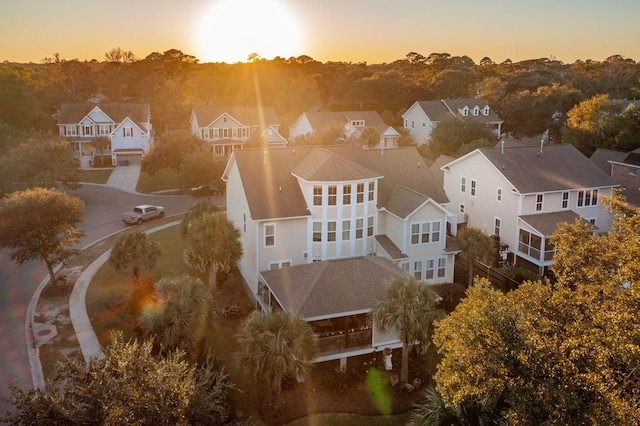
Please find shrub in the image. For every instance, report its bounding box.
[222,304,241,319]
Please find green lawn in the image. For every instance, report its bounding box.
[136,168,183,193]
[78,169,113,184]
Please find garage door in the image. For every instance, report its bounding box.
[116,153,142,165]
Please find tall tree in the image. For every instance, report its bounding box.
[178,149,226,196]
[182,212,242,298]
[91,136,111,166]
[0,188,84,287]
[141,130,207,175]
[236,310,318,411]
[372,276,442,384]
[0,333,231,425]
[139,274,210,359]
[456,226,497,286]
[427,116,496,159]
[109,231,161,285]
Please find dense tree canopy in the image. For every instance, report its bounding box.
[109,231,161,285]
[432,197,640,424]
[0,188,84,287]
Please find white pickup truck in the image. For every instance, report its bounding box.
[122,204,165,225]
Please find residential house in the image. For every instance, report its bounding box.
[57,103,153,166]
[441,143,618,275]
[190,106,286,155]
[222,145,456,366]
[289,111,400,149]
[402,98,502,145]
[591,147,640,209]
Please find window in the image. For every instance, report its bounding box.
[367,216,374,237]
[328,185,337,206]
[368,181,375,201]
[356,183,365,203]
[268,260,291,270]
[355,218,363,239]
[66,125,78,136]
[313,185,322,206]
[425,259,435,280]
[243,213,246,233]
[496,187,503,202]
[99,125,110,135]
[123,127,133,137]
[264,223,275,247]
[536,194,543,211]
[213,128,219,138]
[437,258,446,278]
[222,128,229,138]
[413,260,423,281]
[411,120,414,128]
[241,128,248,138]
[223,117,228,123]
[483,106,490,116]
[410,221,441,245]
[628,167,637,176]
[460,176,467,193]
[562,192,569,209]
[462,106,469,116]
[422,122,426,127]
[342,185,351,205]
[577,189,599,207]
[313,222,322,242]
[327,221,336,242]
[518,229,542,260]
[494,217,501,236]
[342,220,350,240]
[470,179,477,196]
[232,128,238,138]
[83,125,92,136]
[460,203,465,214]
[473,106,479,116]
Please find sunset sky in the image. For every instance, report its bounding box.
[2,0,639,65]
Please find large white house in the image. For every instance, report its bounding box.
[441,143,618,275]
[289,111,400,149]
[222,145,457,365]
[57,103,153,166]
[403,98,502,145]
[190,106,286,155]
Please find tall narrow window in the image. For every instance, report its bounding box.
[536,194,543,211]
[460,176,467,193]
[313,222,322,242]
[123,127,133,137]
[413,260,423,281]
[328,185,337,206]
[356,183,365,203]
[342,220,350,240]
[470,179,477,196]
[494,217,501,236]
[342,184,351,205]
[562,191,569,209]
[437,258,446,278]
[313,186,322,206]
[496,187,503,202]
[367,216,374,237]
[368,181,375,201]
[425,259,435,280]
[264,223,275,247]
[355,218,363,239]
[327,221,336,242]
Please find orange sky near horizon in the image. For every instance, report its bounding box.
[1,0,639,65]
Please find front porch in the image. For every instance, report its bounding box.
[309,314,373,356]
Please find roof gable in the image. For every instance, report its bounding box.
[191,106,279,129]
[58,103,150,125]
[292,148,381,182]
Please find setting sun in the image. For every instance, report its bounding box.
[195,0,303,63]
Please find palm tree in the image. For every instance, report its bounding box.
[138,274,210,359]
[236,310,318,411]
[91,136,111,166]
[180,201,218,238]
[457,226,496,287]
[183,211,242,298]
[109,230,161,285]
[372,276,441,384]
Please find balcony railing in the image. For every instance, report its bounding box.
[316,329,372,355]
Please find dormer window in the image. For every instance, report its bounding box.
[462,106,469,116]
[473,106,479,116]
[351,120,365,127]
[483,106,490,116]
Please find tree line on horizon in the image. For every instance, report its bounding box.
[1,47,639,154]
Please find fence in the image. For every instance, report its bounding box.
[455,257,521,292]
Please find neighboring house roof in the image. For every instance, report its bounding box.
[407,98,502,124]
[296,111,393,136]
[260,256,408,318]
[375,235,407,260]
[192,106,279,128]
[519,210,586,237]
[429,154,455,189]
[449,144,618,194]
[590,148,626,174]
[58,103,150,125]
[228,145,448,221]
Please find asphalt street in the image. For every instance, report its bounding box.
[0,183,200,417]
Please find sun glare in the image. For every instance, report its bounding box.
[195,0,303,63]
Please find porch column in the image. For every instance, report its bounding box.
[339,357,347,372]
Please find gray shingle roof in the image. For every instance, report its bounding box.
[414,98,502,123]
[590,148,626,174]
[303,111,391,135]
[231,145,448,221]
[261,256,408,318]
[58,103,150,125]
[479,144,618,193]
[519,210,585,237]
[192,106,279,128]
